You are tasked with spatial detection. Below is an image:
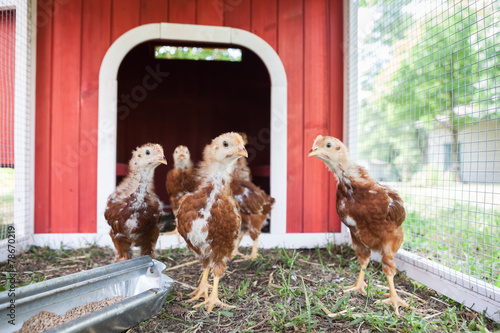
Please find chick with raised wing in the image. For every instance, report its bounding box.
[176,132,247,313]
[105,143,167,262]
[309,135,410,316]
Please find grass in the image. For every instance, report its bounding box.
[3,244,498,332]
[401,199,500,288]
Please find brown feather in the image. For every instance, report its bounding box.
[309,135,406,276]
[105,143,166,261]
[176,133,246,277]
[231,179,274,241]
[166,168,196,213]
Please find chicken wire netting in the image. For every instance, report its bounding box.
[0,1,33,246]
[348,0,499,304]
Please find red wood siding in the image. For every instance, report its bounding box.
[303,0,330,233]
[328,0,344,233]
[0,10,15,167]
[140,0,168,24]
[49,0,82,232]
[279,0,304,233]
[35,0,343,233]
[35,0,53,232]
[79,0,111,232]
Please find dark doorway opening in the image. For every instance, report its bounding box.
[116,40,271,213]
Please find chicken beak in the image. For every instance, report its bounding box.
[232,146,248,158]
[155,156,168,165]
[308,148,320,157]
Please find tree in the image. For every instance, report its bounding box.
[358,0,420,180]
[387,3,500,178]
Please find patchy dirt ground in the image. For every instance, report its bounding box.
[1,244,498,332]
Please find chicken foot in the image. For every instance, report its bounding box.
[194,275,234,314]
[341,262,369,294]
[375,274,411,316]
[231,234,245,259]
[187,267,210,302]
[232,238,260,261]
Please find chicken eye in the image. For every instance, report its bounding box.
[326,142,332,148]
[146,150,150,155]
[223,141,229,148]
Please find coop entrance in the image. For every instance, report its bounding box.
[116,41,272,215]
[98,23,288,238]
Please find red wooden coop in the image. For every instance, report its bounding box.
[32,0,345,248]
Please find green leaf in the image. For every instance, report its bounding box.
[348,317,365,326]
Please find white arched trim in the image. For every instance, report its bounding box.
[97,23,288,242]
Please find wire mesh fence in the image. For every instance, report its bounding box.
[0,0,33,253]
[348,0,499,316]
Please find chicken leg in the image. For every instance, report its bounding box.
[164,228,181,243]
[231,238,260,261]
[194,275,234,313]
[187,267,210,302]
[110,231,133,262]
[249,238,260,259]
[375,250,411,316]
[342,236,371,294]
[231,234,248,259]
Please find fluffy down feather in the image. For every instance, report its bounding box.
[176,132,248,313]
[105,143,167,262]
[231,133,252,182]
[166,145,196,215]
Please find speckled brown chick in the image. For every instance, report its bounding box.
[166,145,196,215]
[176,132,248,314]
[309,135,410,316]
[231,132,252,182]
[105,143,167,262]
[230,179,274,260]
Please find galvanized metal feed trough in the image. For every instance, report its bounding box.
[0,256,174,333]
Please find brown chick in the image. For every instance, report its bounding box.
[105,143,167,262]
[232,132,252,182]
[230,180,274,260]
[309,135,410,316]
[166,145,196,215]
[165,145,196,242]
[176,132,248,313]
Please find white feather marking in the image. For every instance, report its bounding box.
[339,200,346,211]
[198,187,220,220]
[125,212,139,232]
[234,187,250,203]
[369,190,377,194]
[188,218,209,252]
[344,216,356,227]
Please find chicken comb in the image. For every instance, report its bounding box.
[155,144,164,155]
[312,135,324,147]
[235,132,245,147]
